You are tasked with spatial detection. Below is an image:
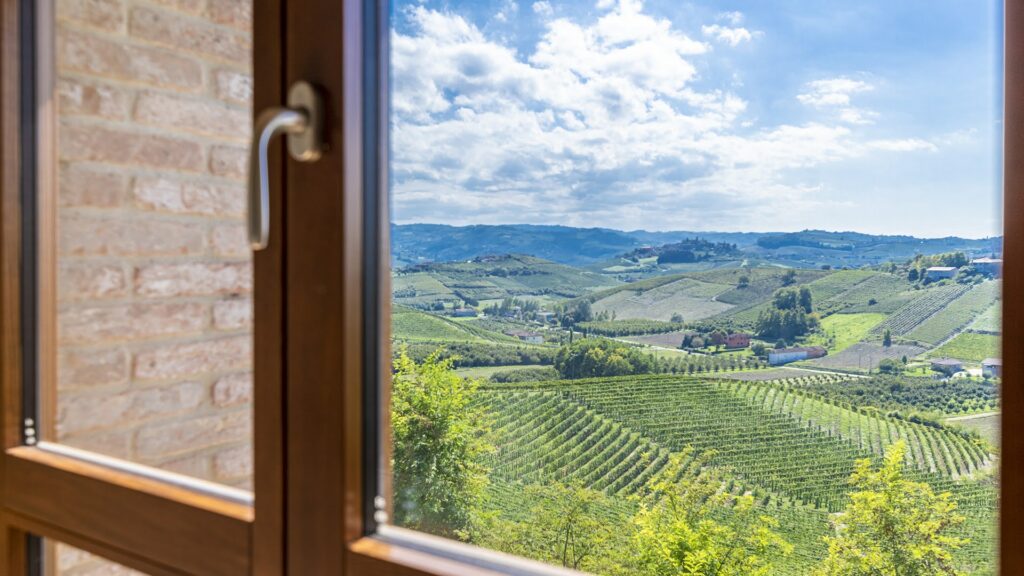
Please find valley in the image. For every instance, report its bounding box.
[390,224,1002,575]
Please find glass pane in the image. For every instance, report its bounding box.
[385,0,1000,574]
[45,537,150,576]
[41,0,254,490]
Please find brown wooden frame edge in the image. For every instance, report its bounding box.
[1003,0,1024,574]
[2,446,252,575]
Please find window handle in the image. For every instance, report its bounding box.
[248,81,324,251]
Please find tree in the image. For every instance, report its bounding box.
[813,441,966,576]
[633,449,792,576]
[554,338,656,379]
[391,349,493,537]
[883,329,892,348]
[472,481,621,572]
[908,268,920,282]
[671,312,684,323]
[798,286,813,313]
[737,275,750,289]
[781,269,797,286]
[877,358,902,374]
[751,342,767,357]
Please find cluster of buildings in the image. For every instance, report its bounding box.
[929,357,1001,378]
[924,257,1002,281]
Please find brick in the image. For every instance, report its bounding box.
[135,408,250,459]
[130,7,250,63]
[56,0,125,31]
[212,372,251,407]
[58,262,127,301]
[209,145,246,179]
[213,444,251,480]
[207,0,252,31]
[59,164,127,208]
[133,176,246,217]
[60,122,205,172]
[57,27,202,90]
[134,336,251,380]
[57,381,206,436]
[58,427,133,459]
[148,0,203,15]
[213,68,252,106]
[58,347,128,389]
[134,92,250,139]
[210,224,249,256]
[59,301,208,344]
[57,77,131,119]
[135,262,251,298]
[158,452,212,479]
[213,298,251,330]
[57,544,93,571]
[59,217,205,257]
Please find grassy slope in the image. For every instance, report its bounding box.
[929,332,1001,363]
[811,312,887,352]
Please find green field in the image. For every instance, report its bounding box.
[813,312,886,352]
[929,332,1001,363]
[947,413,1000,446]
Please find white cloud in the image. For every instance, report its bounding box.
[797,77,872,108]
[494,0,518,22]
[532,1,553,16]
[798,77,877,125]
[718,11,744,25]
[390,5,933,231]
[701,24,755,46]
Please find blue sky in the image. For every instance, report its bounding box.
[389,0,1003,238]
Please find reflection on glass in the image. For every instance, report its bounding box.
[387,1,1001,574]
[48,538,149,576]
[50,0,254,489]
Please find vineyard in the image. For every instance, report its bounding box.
[905,281,1001,345]
[869,284,971,337]
[476,374,996,574]
[577,319,684,336]
[779,373,1000,416]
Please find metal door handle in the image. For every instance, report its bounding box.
[248,81,324,251]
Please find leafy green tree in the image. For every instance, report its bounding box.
[671,312,684,323]
[883,329,892,348]
[391,349,493,537]
[633,449,793,576]
[813,441,966,576]
[781,269,797,286]
[473,482,624,573]
[737,275,750,288]
[554,339,656,379]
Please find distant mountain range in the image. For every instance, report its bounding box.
[391,223,1001,269]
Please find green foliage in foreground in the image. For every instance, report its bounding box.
[577,319,685,336]
[633,450,793,576]
[814,441,967,576]
[391,350,493,537]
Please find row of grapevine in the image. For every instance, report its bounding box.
[905,280,1000,345]
[869,283,970,337]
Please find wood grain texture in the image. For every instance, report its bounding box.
[284,0,352,571]
[253,0,286,572]
[1003,1,1024,573]
[4,446,252,575]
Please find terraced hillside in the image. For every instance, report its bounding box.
[478,374,996,573]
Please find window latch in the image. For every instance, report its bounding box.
[248,81,325,251]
